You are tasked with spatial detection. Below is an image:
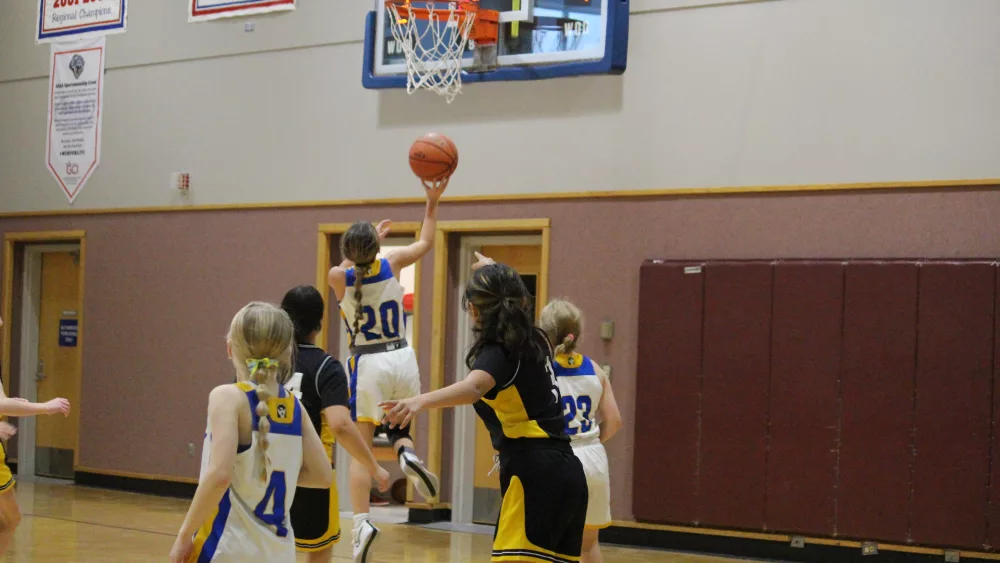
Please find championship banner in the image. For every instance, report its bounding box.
[189,0,295,22]
[46,36,105,204]
[37,0,127,44]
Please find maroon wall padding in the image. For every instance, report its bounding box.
[990,268,1000,550]
[838,263,918,543]
[909,263,994,548]
[699,263,773,529]
[632,262,704,524]
[765,263,843,536]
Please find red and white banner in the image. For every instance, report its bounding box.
[189,0,295,22]
[46,36,105,204]
[37,0,127,43]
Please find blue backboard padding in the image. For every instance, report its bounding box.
[361,0,628,89]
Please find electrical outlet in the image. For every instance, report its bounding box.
[790,536,805,548]
[861,542,878,556]
[245,22,255,32]
[187,443,196,457]
[944,550,960,563]
[601,364,612,380]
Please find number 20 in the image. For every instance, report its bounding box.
[359,301,401,340]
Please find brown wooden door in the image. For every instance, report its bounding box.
[35,251,81,479]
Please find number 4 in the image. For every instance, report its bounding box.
[254,471,288,537]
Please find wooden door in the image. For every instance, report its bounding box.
[35,252,81,479]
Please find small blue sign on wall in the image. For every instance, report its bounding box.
[59,319,78,347]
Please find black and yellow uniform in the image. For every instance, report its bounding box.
[472,333,588,563]
[284,344,349,552]
[0,440,14,494]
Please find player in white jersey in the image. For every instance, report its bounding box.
[170,302,334,563]
[327,178,446,563]
[540,299,623,563]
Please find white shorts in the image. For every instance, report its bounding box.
[572,440,612,529]
[348,346,420,425]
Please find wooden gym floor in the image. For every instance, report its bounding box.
[0,480,752,562]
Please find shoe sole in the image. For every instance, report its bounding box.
[355,525,380,563]
[402,458,440,499]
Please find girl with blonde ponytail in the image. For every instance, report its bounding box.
[328,178,446,563]
[539,299,623,563]
[170,302,333,563]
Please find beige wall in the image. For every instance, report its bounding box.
[3,0,1000,212]
[2,185,999,519]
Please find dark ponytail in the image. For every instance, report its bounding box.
[464,264,547,369]
[340,221,381,349]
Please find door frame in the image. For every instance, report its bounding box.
[316,222,423,508]
[2,230,86,474]
[450,234,544,524]
[18,243,81,479]
[427,218,551,513]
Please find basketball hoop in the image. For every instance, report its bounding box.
[384,0,499,103]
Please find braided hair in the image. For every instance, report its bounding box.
[340,222,381,348]
[227,302,294,482]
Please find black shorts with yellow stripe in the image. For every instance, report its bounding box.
[493,441,588,563]
[290,470,340,552]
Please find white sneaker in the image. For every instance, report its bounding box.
[400,449,440,500]
[353,519,379,563]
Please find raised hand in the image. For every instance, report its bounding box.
[471,251,495,271]
[376,219,392,241]
[422,177,449,202]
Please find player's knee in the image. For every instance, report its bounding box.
[305,546,332,563]
[0,505,21,534]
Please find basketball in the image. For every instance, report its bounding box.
[408,133,458,181]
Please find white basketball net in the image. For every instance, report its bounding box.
[385,2,477,103]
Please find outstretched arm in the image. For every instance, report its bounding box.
[0,385,69,418]
[385,179,447,273]
[323,405,390,491]
[380,369,495,429]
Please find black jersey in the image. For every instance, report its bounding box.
[285,344,349,459]
[471,332,570,452]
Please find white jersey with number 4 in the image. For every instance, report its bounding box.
[190,382,304,563]
[341,258,406,348]
[554,353,605,445]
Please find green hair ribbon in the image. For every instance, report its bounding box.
[246,358,278,377]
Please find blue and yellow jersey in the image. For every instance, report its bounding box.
[340,258,406,349]
[190,382,303,563]
[554,353,605,445]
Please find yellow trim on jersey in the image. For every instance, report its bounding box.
[295,471,342,552]
[493,476,580,563]
[482,386,550,440]
[234,381,254,392]
[269,396,296,423]
[191,500,222,559]
[365,259,383,278]
[554,353,585,369]
[356,416,381,425]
